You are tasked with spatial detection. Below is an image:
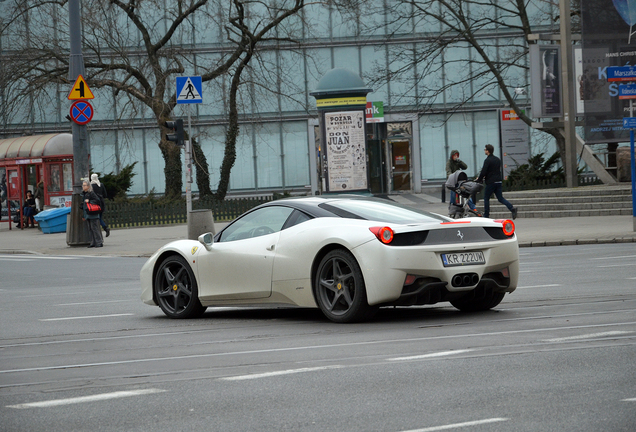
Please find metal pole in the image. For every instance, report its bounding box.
[186,107,193,216]
[631,100,636,231]
[559,0,578,188]
[66,0,91,246]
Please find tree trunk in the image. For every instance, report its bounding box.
[191,138,213,198]
[159,137,183,200]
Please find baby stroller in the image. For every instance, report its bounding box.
[445,171,483,219]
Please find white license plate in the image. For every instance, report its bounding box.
[441,251,485,267]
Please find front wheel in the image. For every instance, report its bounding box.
[314,249,376,323]
[450,291,505,312]
[154,255,206,319]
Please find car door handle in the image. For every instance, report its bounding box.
[266,245,275,251]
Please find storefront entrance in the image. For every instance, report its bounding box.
[366,121,413,194]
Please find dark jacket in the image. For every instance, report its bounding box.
[445,150,468,176]
[81,190,101,220]
[477,154,503,185]
[91,182,107,212]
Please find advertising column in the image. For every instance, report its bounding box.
[323,111,367,191]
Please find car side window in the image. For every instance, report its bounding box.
[219,206,295,242]
[282,210,313,230]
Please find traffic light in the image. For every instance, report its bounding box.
[165,119,184,146]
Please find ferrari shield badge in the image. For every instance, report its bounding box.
[191,246,198,255]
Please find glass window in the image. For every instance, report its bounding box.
[62,164,73,191]
[333,46,360,74]
[284,210,313,229]
[446,114,475,176]
[282,121,310,187]
[415,43,443,106]
[419,114,447,180]
[230,125,255,190]
[254,123,282,189]
[279,50,307,112]
[220,206,294,242]
[303,3,330,38]
[48,165,61,192]
[319,199,446,224]
[443,43,471,104]
[361,45,388,103]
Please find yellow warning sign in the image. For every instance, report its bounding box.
[68,75,94,100]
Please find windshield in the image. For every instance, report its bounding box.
[319,199,447,224]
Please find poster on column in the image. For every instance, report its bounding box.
[324,111,368,192]
[499,109,530,180]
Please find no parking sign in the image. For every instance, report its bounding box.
[69,100,94,125]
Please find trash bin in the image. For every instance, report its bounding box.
[188,209,215,240]
[34,206,72,234]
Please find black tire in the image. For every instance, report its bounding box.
[450,291,505,312]
[154,255,206,319]
[314,249,375,323]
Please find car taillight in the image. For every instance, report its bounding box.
[369,226,394,244]
[494,219,515,236]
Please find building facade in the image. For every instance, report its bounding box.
[0,1,559,196]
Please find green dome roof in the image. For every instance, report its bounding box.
[310,68,372,98]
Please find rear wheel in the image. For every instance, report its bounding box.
[314,249,375,323]
[450,290,505,312]
[154,255,206,319]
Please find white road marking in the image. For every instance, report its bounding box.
[399,418,509,432]
[597,264,629,268]
[20,292,85,298]
[516,284,561,289]
[628,277,636,280]
[39,313,133,322]
[0,255,78,260]
[543,331,634,343]
[622,398,636,402]
[0,258,34,262]
[591,255,636,260]
[6,389,165,409]
[389,350,474,362]
[519,262,543,265]
[3,322,635,375]
[56,300,128,306]
[221,366,343,381]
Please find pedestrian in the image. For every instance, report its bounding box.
[445,150,478,212]
[90,173,110,237]
[81,180,104,248]
[34,180,44,211]
[476,144,518,219]
[21,190,37,228]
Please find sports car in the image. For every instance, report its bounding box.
[140,196,519,323]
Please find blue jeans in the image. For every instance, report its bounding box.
[98,213,107,229]
[483,182,513,218]
[450,191,476,210]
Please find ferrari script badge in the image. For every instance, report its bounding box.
[457,230,464,240]
[191,246,198,255]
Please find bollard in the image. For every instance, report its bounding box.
[188,209,215,240]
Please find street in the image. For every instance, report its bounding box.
[1,244,635,432]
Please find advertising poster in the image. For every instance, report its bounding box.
[324,111,368,192]
[581,0,636,143]
[499,109,530,179]
[530,45,562,117]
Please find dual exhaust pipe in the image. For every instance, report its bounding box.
[451,273,479,288]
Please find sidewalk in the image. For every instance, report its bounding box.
[1,197,634,257]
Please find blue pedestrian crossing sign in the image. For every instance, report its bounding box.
[176,76,203,104]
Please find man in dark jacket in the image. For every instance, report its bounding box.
[476,144,517,219]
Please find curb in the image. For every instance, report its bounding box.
[518,237,636,248]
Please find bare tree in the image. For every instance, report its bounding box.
[0,0,307,199]
[346,0,568,157]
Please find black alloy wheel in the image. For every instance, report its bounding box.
[314,249,375,323]
[154,255,206,319]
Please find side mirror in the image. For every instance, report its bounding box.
[198,232,214,251]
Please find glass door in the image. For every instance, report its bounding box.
[388,139,412,191]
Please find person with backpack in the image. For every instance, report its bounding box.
[90,173,111,237]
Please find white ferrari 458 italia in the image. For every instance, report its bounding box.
[141,196,519,323]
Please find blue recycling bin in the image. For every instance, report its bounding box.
[34,206,72,234]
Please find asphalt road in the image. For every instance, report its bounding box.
[1,244,635,432]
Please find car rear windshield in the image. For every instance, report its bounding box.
[318,199,447,224]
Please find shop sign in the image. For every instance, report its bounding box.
[15,158,43,165]
[499,109,529,179]
[365,101,384,122]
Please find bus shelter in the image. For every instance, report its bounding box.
[0,133,77,230]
